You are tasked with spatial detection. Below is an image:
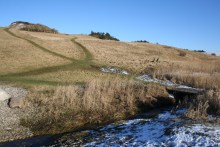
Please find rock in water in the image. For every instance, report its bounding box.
[0,88,11,101]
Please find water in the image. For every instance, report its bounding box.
[2,108,219,146]
[52,109,220,146]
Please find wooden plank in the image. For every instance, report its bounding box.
[166,86,204,94]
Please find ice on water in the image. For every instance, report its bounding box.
[58,109,220,146]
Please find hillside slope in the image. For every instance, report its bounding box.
[77,38,220,72]
[0,28,69,75]
[0,27,220,88]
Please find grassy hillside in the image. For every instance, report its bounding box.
[0,25,220,136]
[1,26,220,96]
[0,28,69,75]
[0,28,103,85]
[75,33,220,89]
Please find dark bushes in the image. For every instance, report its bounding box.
[135,40,149,43]
[90,31,119,41]
[20,24,58,33]
[179,50,187,57]
[194,50,206,53]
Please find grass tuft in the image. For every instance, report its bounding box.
[185,89,220,120]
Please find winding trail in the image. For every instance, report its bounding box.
[71,38,93,62]
[4,28,76,62]
[1,28,96,85]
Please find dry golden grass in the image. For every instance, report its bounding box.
[22,78,172,134]
[72,35,220,90]
[10,29,84,60]
[0,28,70,75]
[186,101,209,120]
[186,89,220,120]
[24,77,169,112]
[154,60,220,89]
[2,28,219,90]
[76,39,154,71]
[75,35,220,74]
[205,90,220,114]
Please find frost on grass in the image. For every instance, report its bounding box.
[100,66,129,75]
[100,67,203,93]
[136,74,175,86]
[136,74,203,92]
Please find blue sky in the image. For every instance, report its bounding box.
[1,0,220,53]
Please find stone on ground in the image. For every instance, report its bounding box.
[8,97,25,108]
[0,88,11,101]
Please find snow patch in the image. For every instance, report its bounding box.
[136,74,203,92]
[52,109,220,146]
[100,67,129,75]
[168,94,174,99]
[168,124,220,146]
[100,67,202,92]
[136,74,175,86]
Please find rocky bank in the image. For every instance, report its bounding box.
[0,85,33,143]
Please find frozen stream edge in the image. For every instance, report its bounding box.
[53,109,220,146]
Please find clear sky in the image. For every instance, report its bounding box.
[1,0,220,53]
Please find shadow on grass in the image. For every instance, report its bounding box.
[0,76,86,86]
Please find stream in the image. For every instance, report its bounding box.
[1,107,220,146]
[49,108,220,146]
[1,67,219,146]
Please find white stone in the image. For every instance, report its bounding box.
[0,88,11,101]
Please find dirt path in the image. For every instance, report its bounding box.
[71,38,93,62]
[4,28,93,64]
[4,28,76,62]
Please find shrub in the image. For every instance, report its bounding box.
[90,31,119,41]
[205,90,220,115]
[194,50,206,53]
[135,40,149,43]
[185,89,220,120]
[20,23,58,33]
[185,100,209,120]
[211,53,216,56]
[179,50,186,57]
